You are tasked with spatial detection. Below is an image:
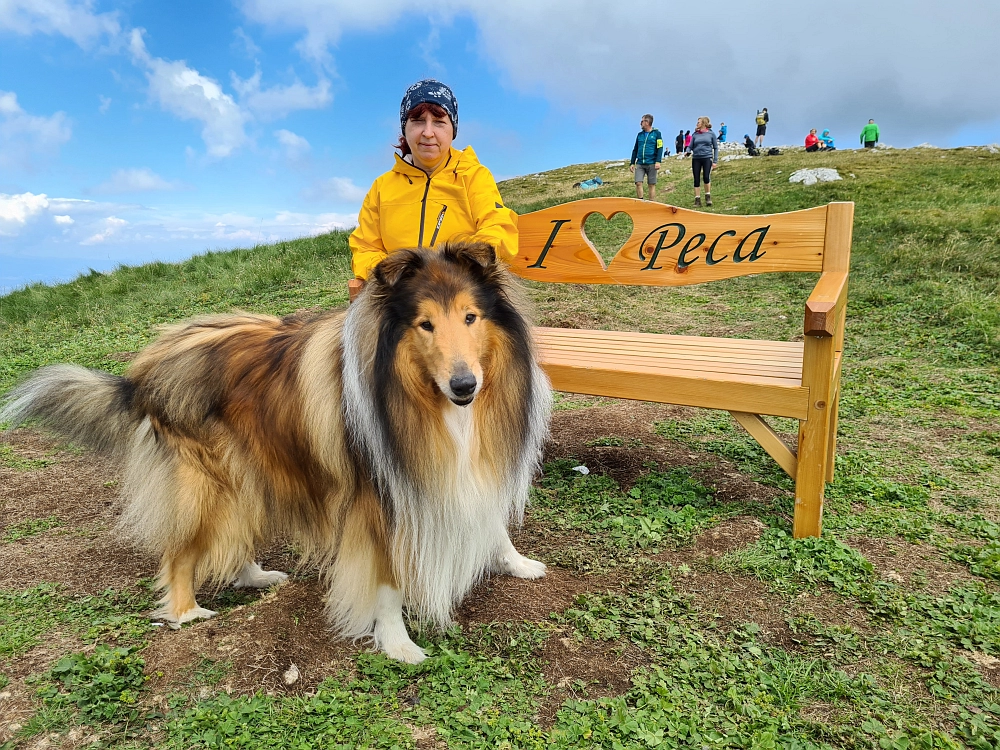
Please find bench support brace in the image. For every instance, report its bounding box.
[730,411,798,479]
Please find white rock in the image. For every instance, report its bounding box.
[986,144,1000,154]
[789,168,842,186]
[721,154,751,162]
[283,663,300,686]
[913,142,940,149]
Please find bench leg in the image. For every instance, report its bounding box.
[825,384,841,483]
[794,410,832,538]
[794,335,836,538]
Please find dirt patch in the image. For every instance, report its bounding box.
[0,531,155,595]
[1,429,120,529]
[847,536,982,596]
[143,578,357,698]
[692,516,767,557]
[546,402,788,513]
[535,633,649,729]
[456,567,605,627]
[962,650,1000,689]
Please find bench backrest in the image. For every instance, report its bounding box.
[507,198,853,285]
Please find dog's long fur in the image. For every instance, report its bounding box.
[0,242,551,662]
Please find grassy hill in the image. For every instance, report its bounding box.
[1,146,999,749]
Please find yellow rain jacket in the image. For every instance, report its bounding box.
[349,145,518,280]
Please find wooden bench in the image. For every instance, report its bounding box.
[508,198,853,538]
[348,197,853,538]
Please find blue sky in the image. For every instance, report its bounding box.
[2,1,998,293]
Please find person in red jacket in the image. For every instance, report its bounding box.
[805,129,821,152]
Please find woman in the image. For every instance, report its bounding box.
[349,79,517,283]
[683,130,692,154]
[688,116,718,207]
[805,128,821,152]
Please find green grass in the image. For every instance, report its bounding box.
[2,516,62,542]
[2,146,999,748]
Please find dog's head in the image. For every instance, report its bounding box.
[369,242,518,407]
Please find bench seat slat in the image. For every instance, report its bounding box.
[534,327,814,419]
[539,350,802,380]
[535,327,803,353]
[541,362,811,419]
[536,342,803,376]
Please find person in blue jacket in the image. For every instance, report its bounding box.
[819,129,836,150]
[630,114,663,200]
[718,122,727,142]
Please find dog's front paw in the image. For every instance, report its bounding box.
[232,562,289,589]
[153,605,218,629]
[381,637,427,664]
[502,553,547,579]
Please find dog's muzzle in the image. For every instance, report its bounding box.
[448,372,477,406]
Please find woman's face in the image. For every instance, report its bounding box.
[405,110,454,172]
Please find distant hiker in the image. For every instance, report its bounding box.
[718,122,727,142]
[689,116,719,208]
[684,130,692,154]
[630,113,663,200]
[819,129,836,150]
[744,134,759,156]
[755,108,769,147]
[805,129,821,152]
[861,119,880,149]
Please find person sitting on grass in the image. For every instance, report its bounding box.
[743,134,758,156]
[819,129,836,150]
[805,129,821,152]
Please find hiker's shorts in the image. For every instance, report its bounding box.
[634,163,657,184]
[756,123,767,136]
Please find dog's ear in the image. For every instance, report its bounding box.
[449,241,497,270]
[372,250,424,289]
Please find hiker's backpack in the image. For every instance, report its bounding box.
[755,112,766,126]
[767,147,781,156]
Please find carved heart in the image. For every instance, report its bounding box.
[582,211,635,266]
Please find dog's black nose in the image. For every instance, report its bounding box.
[450,372,477,399]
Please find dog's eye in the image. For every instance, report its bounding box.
[419,321,434,332]
[465,313,477,325]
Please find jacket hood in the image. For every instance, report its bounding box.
[392,145,481,179]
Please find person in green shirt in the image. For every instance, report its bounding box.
[860,119,880,149]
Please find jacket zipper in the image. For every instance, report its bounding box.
[429,206,447,247]
[417,175,432,247]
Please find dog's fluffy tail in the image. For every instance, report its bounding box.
[0,364,140,454]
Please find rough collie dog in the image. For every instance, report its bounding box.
[0,242,552,663]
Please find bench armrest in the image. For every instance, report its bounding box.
[804,271,848,337]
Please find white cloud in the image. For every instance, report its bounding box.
[231,69,331,121]
[53,215,74,224]
[304,176,367,204]
[92,167,179,194]
[239,0,1000,144]
[129,29,250,158]
[232,27,261,58]
[98,95,111,114]
[0,0,120,48]
[274,128,310,160]
[81,215,128,245]
[0,90,72,166]
[0,192,50,235]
